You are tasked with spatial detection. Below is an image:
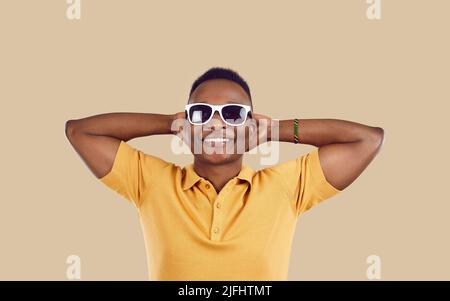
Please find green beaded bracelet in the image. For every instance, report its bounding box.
[294,118,299,144]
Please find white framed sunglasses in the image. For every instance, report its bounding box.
[185,102,252,126]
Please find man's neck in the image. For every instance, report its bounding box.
[193,158,243,193]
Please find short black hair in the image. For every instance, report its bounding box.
[189,67,252,103]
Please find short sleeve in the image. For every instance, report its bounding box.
[99,140,169,209]
[268,148,341,216]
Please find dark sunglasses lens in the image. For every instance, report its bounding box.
[189,105,212,124]
[222,105,247,125]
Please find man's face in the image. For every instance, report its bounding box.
[186,79,254,166]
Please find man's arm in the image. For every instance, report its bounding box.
[271,118,385,191]
[65,113,180,179]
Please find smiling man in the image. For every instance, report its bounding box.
[65,67,384,280]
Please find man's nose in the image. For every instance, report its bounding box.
[208,111,226,128]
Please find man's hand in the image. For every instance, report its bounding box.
[246,113,273,152]
[171,111,187,135]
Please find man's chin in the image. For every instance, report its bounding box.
[196,152,237,165]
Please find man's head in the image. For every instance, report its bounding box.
[185,67,255,165]
[189,67,253,110]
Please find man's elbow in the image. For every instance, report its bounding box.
[65,119,79,139]
[368,127,385,154]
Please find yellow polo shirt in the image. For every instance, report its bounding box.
[99,140,341,280]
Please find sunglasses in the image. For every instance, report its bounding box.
[185,103,252,126]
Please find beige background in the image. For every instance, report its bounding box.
[0,0,449,280]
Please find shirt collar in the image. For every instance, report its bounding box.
[182,163,254,191]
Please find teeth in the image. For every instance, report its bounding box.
[204,138,231,142]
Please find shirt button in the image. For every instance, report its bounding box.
[216,202,221,209]
[205,183,210,189]
[213,227,220,234]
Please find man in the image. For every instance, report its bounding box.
[65,67,384,280]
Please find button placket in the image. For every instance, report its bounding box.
[211,198,221,240]
[210,186,231,241]
[202,181,217,205]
